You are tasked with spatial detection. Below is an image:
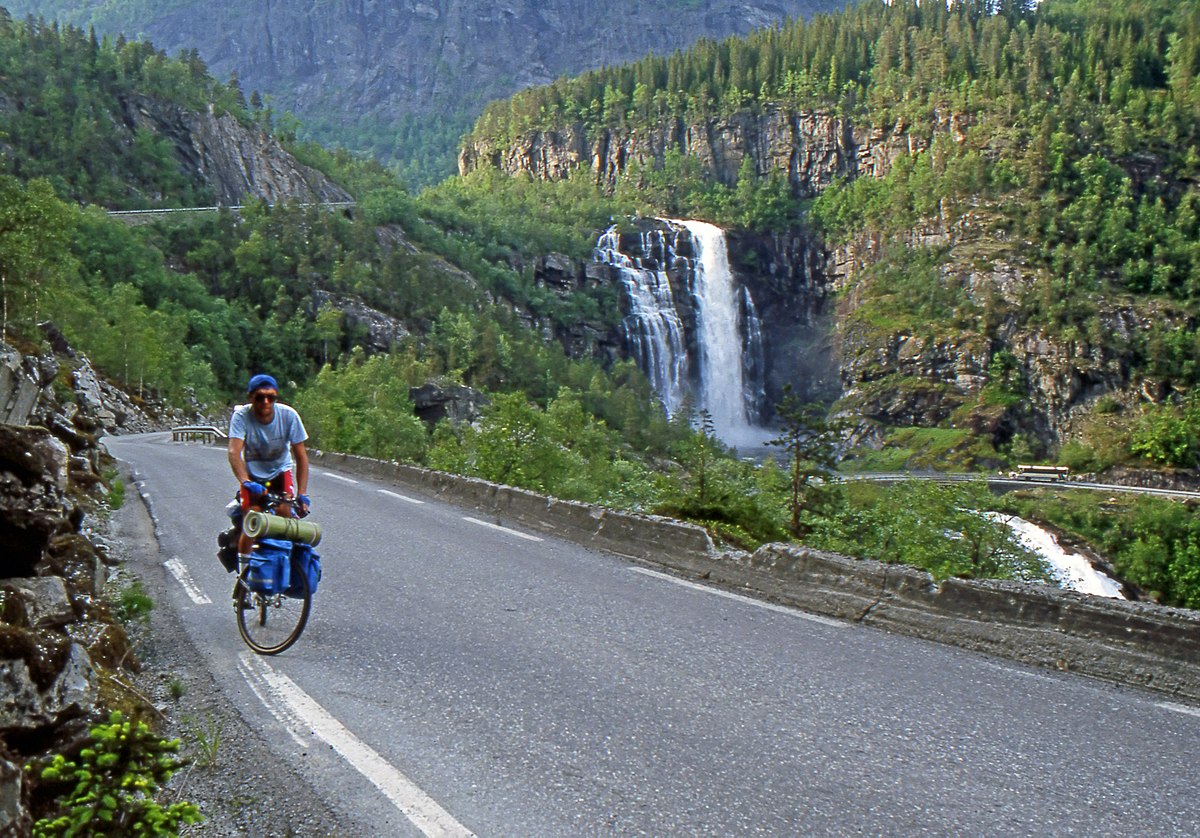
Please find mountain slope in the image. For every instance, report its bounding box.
[5,0,851,183]
[456,0,1200,468]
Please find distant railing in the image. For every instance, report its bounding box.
[171,425,228,444]
[108,201,356,223]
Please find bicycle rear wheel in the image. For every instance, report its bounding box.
[234,567,311,655]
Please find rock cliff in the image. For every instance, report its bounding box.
[459,106,958,195]
[466,106,1157,452]
[123,94,353,207]
[0,334,193,833]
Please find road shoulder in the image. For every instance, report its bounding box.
[109,465,362,836]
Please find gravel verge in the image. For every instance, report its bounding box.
[106,467,362,836]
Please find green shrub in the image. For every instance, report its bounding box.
[31,712,202,837]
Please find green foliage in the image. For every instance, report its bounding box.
[0,17,231,207]
[294,350,431,464]
[655,424,791,549]
[427,389,651,504]
[816,480,1051,583]
[102,470,125,509]
[31,711,202,837]
[114,581,153,625]
[0,175,76,340]
[1129,395,1200,467]
[767,389,845,537]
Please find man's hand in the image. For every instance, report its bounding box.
[242,480,266,497]
[297,494,311,515]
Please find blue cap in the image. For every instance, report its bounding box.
[247,373,278,394]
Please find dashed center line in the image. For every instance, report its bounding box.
[164,557,212,604]
[238,654,475,837]
[380,489,425,505]
[462,517,544,542]
[321,472,359,484]
[631,567,845,627]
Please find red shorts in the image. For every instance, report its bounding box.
[239,471,294,512]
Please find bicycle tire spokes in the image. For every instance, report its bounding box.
[234,570,311,655]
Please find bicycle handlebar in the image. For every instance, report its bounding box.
[250,491,310,518]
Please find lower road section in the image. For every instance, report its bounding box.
[107,432,1200,836]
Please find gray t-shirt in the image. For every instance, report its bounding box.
[229,403,308,481]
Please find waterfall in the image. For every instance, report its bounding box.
[593,221,766,445]
[594,227,688,416]
[678,220,754,441]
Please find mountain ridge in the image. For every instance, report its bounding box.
[5,0,852,183]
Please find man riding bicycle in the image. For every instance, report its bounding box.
[227,373,311,562]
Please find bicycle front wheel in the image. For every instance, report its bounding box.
[234,568,311,655]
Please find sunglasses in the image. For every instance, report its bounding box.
[252,392,278,404]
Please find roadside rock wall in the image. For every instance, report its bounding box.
[0,340,163,834]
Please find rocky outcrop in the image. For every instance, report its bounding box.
[0,337,183,831]
[312,291,409,355]
[409,382,490,427]
[123,95,353,207]
[460,107,962,195]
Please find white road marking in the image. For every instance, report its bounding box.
[631,567,845,628]
[164,557,212,605]
[238,654,475,837]
[462,517,544,542]
[1158,701,1200,719]
[321,472,359,484]
[380,489,425,505]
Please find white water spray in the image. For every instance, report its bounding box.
[593,220,768,447]
[678,219,764,445]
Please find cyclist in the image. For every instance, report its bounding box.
[227,373,311,562]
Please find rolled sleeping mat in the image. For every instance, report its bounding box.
[242,509,322,546]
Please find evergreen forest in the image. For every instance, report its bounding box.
[3,2,1200,607]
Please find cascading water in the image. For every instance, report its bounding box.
[679,220,757,442]
[594,227,689,416]
[593,220,767,446]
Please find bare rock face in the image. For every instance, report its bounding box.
[460,107,905,197]
[72,0,850,160]
[410,382,490,427]
[0,345,41,426]
[0,426,70,578]
[313,291,410,354]
[0,341,146,832]
[124,95,354,206]
[0,636,98,732]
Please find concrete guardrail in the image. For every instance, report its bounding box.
[305,449,1200,702]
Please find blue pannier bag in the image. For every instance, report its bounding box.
[246,538,291,595]
[287,543,321,598]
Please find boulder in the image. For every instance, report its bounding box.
[0,427,70,578]
[0,632,97,732]
[409,382,490,427]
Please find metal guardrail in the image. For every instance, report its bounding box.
[171,425,228,443]
[840,470,1200,500]
[108,201,356,217]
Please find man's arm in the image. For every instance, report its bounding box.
[228,437,251,484]
[292,441,309,499]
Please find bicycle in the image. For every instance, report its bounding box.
[217,492,322,655]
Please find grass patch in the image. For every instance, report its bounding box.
[115,580,154,624]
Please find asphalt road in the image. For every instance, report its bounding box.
[105,432,1200,836]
